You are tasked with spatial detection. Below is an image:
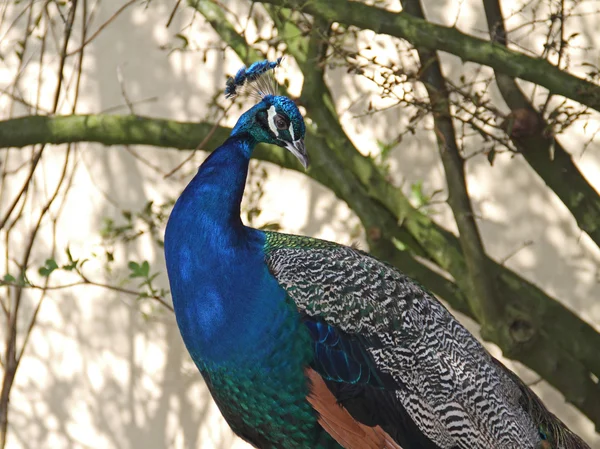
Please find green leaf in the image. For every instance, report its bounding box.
[175,33,189,49]
[66,247,75,263]
[128,260,151,279]
[16,273,30,287]
[39,259,59,277]
[376,139,396,160]
[143,201,154,215]
[391,237,407,251]
[410,181,429,208]
[2,274,15,283]
[128,261,141,278]
[100,218,114,238]
[140,261,150,277]
[61,247,79,271]
[487,148,496,166]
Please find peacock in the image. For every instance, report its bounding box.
[164,59,590,449]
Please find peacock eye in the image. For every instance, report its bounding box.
[274,114,287,130]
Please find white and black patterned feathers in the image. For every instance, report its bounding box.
[264,232,590,449]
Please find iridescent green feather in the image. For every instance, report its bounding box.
[199,297,340,449]
[265,231,340,251]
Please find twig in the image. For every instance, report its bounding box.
[163,104,232,179]
[116,64,136,114]
[166,0,182,28]
[500,240,534,265]
[66,0,137,56]
[0,1,79,446]
[0,279,173,313]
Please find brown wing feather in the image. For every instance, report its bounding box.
[306,368,403,449]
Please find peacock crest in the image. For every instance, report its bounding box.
[225,57,282,100]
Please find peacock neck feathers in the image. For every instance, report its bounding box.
[165,133,286,368]
[176,133,254,228]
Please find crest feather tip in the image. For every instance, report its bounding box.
[224,57,282,99]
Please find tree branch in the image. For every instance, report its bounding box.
[400,0,503,336]
[0,114,228,151]
[254,0,600,113]
[482,0,600,249]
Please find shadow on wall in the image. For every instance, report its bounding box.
[7,1,242,448]
[13,291,225,449]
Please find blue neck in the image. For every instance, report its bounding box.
[164,133,288,368]
[182,133,255,227]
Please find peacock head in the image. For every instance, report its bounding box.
[226,59,308,169]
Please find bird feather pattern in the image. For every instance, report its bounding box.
[264,231,590,449]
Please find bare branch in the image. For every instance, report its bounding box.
[254,0,600,113]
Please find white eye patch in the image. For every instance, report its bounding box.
[267,105,279,137]
[288,122,295,141]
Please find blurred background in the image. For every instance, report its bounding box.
[1,0,599,448]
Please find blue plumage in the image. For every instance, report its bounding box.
[225,57,282,98]
[165,59,589,449]
[306,319,396,388]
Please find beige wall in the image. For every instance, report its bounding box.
[1,0,599,448]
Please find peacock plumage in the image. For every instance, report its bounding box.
[164,59,590,449]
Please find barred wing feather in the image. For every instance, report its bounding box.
[264,232,588,449]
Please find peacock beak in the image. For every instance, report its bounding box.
[285,138,309,170]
